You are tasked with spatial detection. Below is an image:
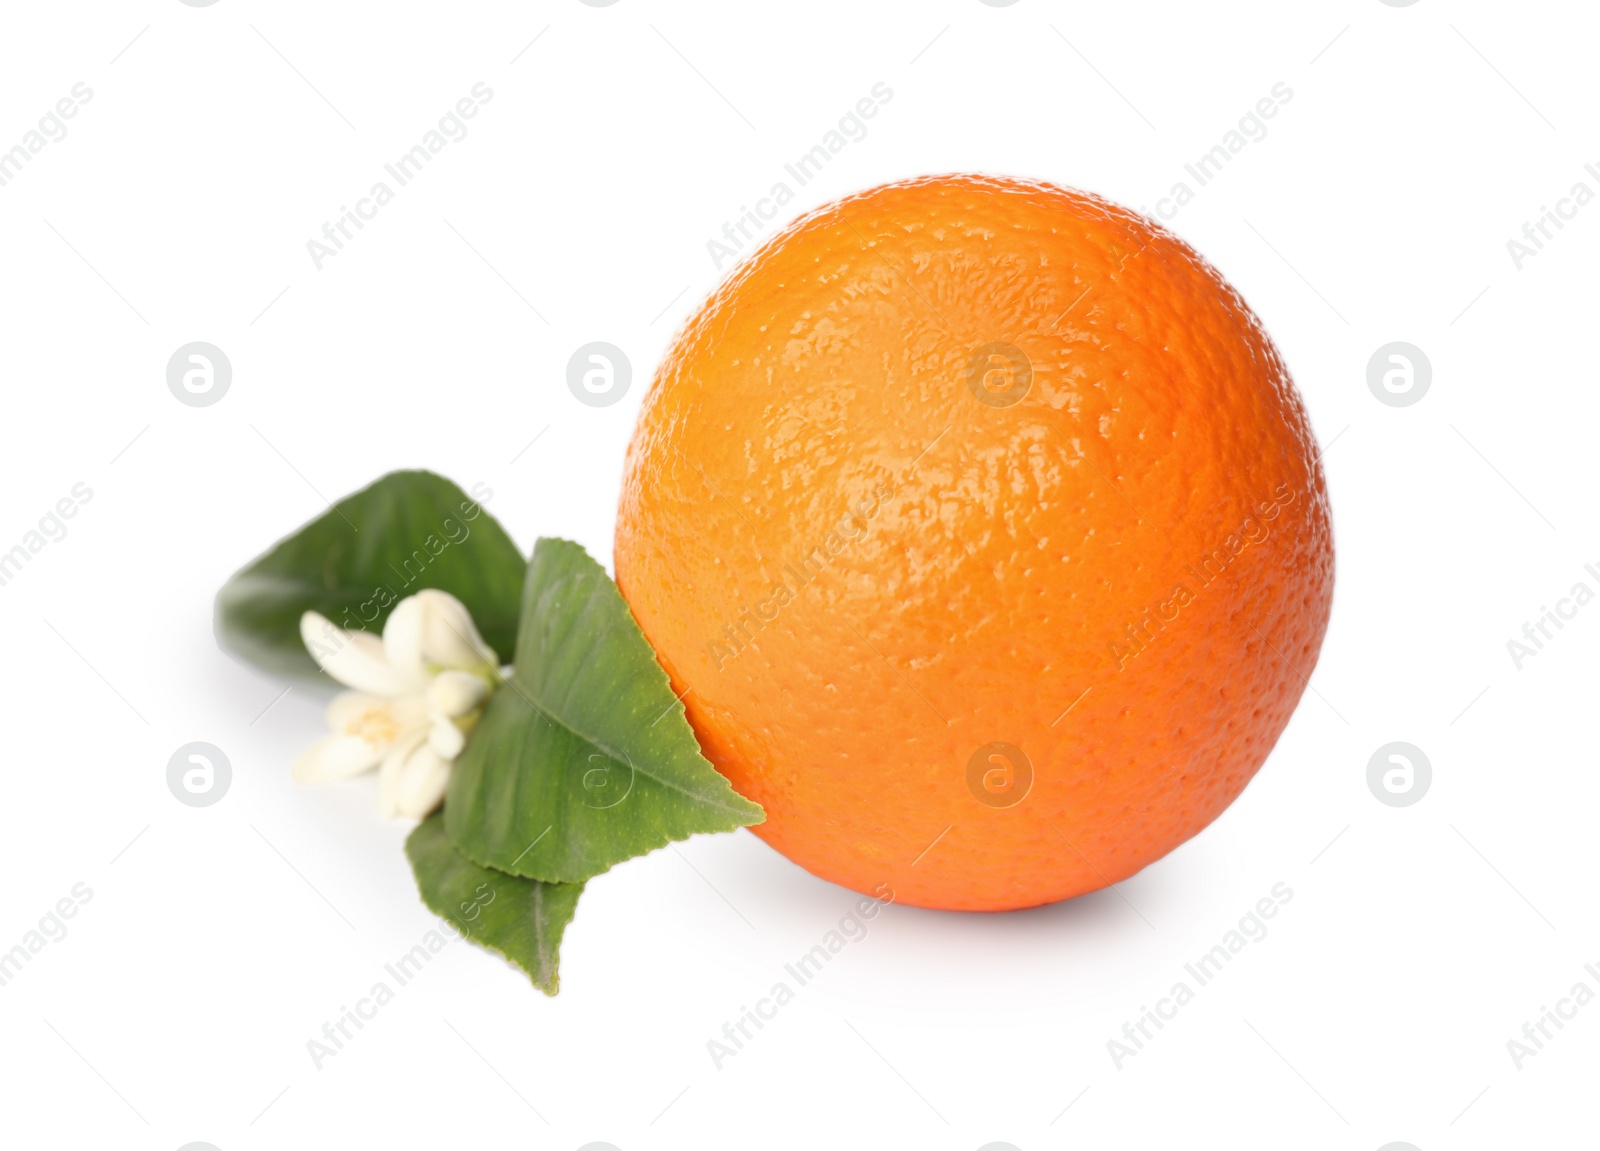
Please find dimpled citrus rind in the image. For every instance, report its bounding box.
[615,174,1333,911]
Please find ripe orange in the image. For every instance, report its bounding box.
[615,174,1333,912]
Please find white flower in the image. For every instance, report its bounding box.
[294,590,499,819]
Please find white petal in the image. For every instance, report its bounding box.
[377,730,430,819]
[379,734,450,820]
[300,611,347,668]
[426,670,488,718]
[381,595,429,683]
[326,691,429,756]
[428,715,466,760]
[416,590,499,671]
[398,750,452,820]
[301,612,422,696]
[325,689,388,730]
[293,734,384,783]
[391,693,431,728]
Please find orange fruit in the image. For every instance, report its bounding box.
[614,174,1333,912]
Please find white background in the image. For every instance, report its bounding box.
[1,1,1595,1148]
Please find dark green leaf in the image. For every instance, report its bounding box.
[215,470,525,686]
[446,538,763,884]
[405,811,583,995]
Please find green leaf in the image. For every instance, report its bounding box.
[215,470,525,686]
[446,538,764,884]
[405,811,584,995]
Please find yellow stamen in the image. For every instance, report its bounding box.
[344,706,401,748]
